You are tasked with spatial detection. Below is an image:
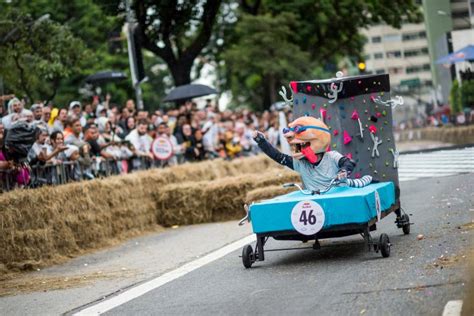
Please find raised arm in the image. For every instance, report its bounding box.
[253,131,294,170]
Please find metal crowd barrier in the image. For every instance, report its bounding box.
[0,169,17,192]
[0,156,159,192]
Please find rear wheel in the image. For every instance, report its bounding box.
[379,234,390,258]
[401,214,410,235]
[242,245,254,268]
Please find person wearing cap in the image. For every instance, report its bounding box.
[69,101,87,126]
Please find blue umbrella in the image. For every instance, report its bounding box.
[436,45,474,64]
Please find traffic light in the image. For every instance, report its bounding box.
[358,62,366,74]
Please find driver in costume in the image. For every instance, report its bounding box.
[253,116,363,192]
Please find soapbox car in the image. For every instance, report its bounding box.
[238,179,411,268]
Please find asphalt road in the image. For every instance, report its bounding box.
[1,149,473,316]
[101,173,473,316]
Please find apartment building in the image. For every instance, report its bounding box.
[361,23,432,89]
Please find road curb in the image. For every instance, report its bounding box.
[400,143,474,155]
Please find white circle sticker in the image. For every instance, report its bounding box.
[151,136,174,160]
[375,190,381,222]
[291,200,325,235]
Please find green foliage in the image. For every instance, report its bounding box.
[223,13,311,110]
[450,79,462,114]
[461,80,474,109]
[221,0,422,110]
[0,10,90,103]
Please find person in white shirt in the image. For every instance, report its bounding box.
[125,119,153,169]
[2,98,25,129]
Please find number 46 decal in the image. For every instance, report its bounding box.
[299,209,317,225]
[291,200,325,236]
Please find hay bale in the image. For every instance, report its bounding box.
[0,154,286,274]
[154,168,299,226]
[245,185,296,204]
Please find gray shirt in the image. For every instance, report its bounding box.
[293,151,343,191]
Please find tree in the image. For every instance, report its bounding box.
[461,80,474,110]
[223,13,310,110]
[0,10,89,104]
[221,0,421,110]
[450,79,462,114]
[133,0,223,86]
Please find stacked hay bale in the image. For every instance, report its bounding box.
[0,155,298,273]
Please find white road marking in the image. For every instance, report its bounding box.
[442,300,463,316]
[398,147,474,182]
[73,234,255,315]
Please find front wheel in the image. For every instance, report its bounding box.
[379,233,391,258]
[242,245,254,268]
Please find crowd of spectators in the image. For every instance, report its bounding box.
[0,94,291,190]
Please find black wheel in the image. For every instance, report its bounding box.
[242,244,254,268]
[401,214,410,235]
[379,233,390,258]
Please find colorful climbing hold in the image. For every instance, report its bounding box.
[351,109,360,120]
[369,125,377,134]
[333,129,339,136]
[320,108,327,120]
[311,103,316,110]
[343,130,352,145]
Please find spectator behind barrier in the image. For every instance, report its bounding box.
[125,119,153,170]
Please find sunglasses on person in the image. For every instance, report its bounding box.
[282,125,330,134]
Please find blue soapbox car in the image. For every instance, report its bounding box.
[239,179,411,268]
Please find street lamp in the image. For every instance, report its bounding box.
[437,10,472,28]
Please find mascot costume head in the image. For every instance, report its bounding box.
[283,116,331,163]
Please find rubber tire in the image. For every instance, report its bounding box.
[401,214,410,235]
[242,245,254,268]
[379,233,390,258]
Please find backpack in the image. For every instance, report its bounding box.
[4,121,38,162]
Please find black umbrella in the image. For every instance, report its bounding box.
[85,70,127,84]
[163,84,217,102]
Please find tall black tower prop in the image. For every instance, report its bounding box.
[288,73,401,197]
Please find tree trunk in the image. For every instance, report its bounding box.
[262,74,277,110]
[168,60,193,86]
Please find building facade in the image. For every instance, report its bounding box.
[361,23,432,90]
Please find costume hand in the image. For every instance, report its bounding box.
[252,130,264,139]
[337,170,348,181]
